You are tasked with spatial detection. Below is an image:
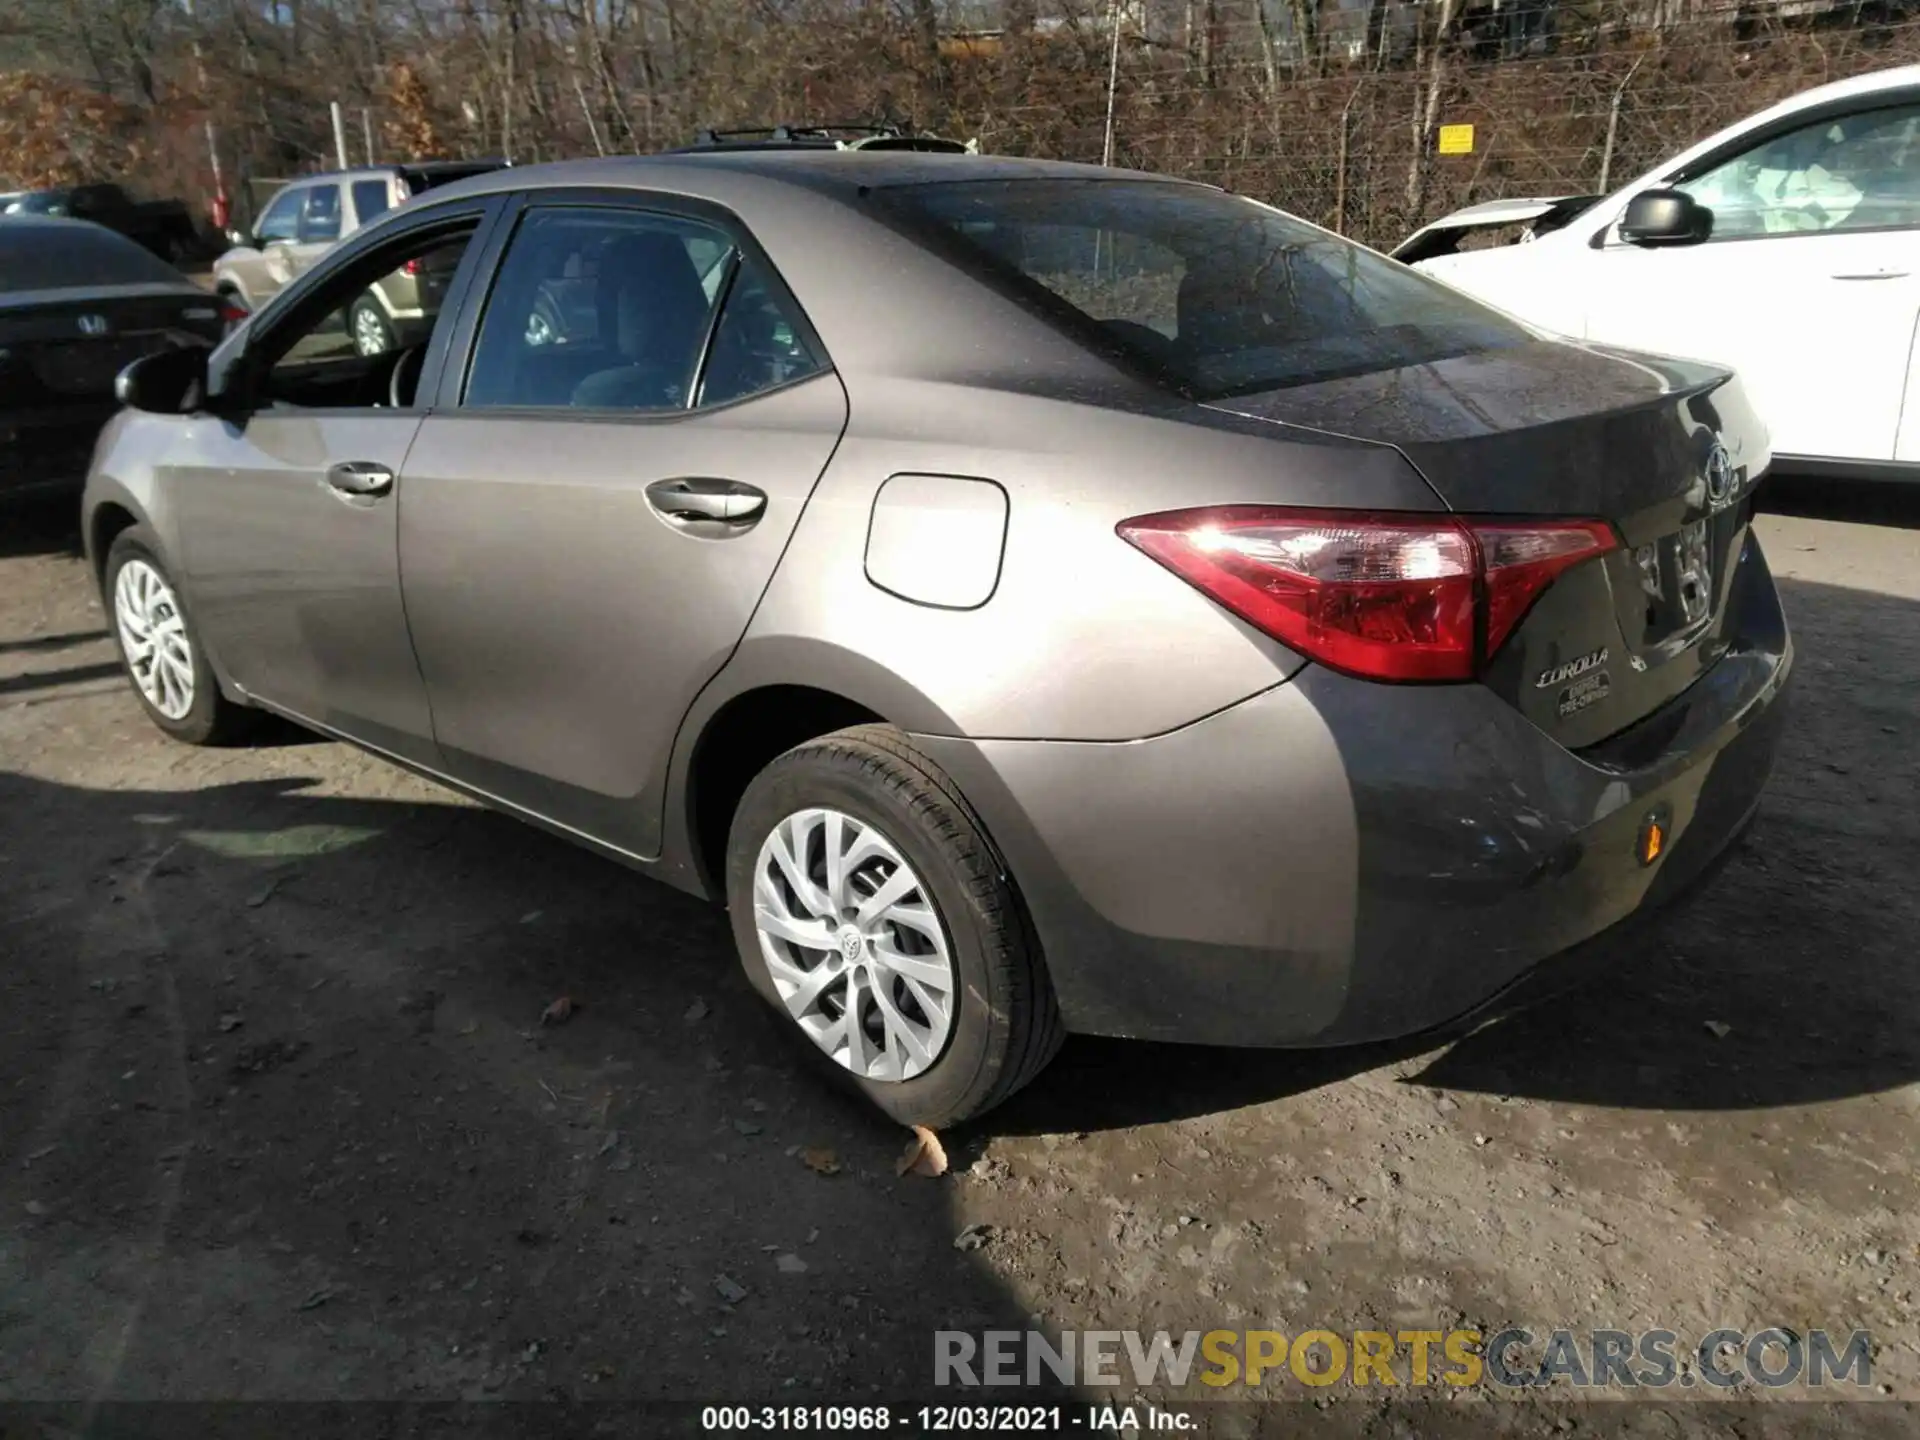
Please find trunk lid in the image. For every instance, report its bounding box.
[1208,339,1770,747]
[0,283,224,408]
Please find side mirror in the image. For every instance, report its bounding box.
[1619,189,1713,247]
[116,345,210,415]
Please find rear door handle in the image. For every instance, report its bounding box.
[326,461,394,497]
[645,477,766,526]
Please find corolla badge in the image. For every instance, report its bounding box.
[1705,442,1735,509]
[1536,646,1609,689]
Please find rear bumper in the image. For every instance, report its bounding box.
[0,405,115,501]
[915,533,1793,1047]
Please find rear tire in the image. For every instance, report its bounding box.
[350,294,395,356]
[725,725,1062,1127]
[104,528,254,746]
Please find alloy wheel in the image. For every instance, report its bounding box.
[113,558,196,720]
[352,303,390,355]
[751,807,957,1083]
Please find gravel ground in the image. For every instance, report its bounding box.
[2,485,1917,1434]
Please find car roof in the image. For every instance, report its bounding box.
[0,214,107,233]
[421,149,1188,206]
[283,160,508,185]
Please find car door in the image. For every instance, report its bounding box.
[396,192,849,857]
[252,184,307,296]
[1578,99,1920,465]
[166,199,500,761]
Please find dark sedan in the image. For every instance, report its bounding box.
[1,217,233,503]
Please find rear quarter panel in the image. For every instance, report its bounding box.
[735,377,1443,742]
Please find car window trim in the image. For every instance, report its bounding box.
[431,185,833,415]
[686,248,743,408]
[211,194,508,417]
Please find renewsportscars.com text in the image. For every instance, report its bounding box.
[935,1327,1874,1390]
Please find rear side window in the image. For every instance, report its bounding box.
[463,206,820,413]
[698,257,823,407]
[466,208,730,411]
[299,185,342,242]
[877,179,1529,397]
[351,180,392,225]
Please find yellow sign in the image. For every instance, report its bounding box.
[1438,123,1475,156]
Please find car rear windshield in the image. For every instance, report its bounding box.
[0,223,183,292]
[398,163,502,198]
[874,179,1531,398]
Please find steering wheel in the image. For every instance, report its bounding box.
[389,345,426,409]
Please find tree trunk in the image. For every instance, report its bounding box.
[1405,0,1459,218]
[909,0,948,129]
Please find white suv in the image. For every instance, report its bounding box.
[1403,65,1920,483]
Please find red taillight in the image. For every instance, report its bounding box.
[218,301,248,325]
[1117,507,1616,683]
[401,258,420,276]
[1475,519,1619,658]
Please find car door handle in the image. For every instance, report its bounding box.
[326,461,394,497]
[645,477,766,526]
[1832,270,1910,280]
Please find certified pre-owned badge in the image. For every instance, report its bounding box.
[1557,669,1611,718]
[1535,646,1608,689]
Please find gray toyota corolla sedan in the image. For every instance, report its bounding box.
[84,151,1792,1124]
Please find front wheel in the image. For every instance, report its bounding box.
[725,725,1062,1127]
[105,528,253,746]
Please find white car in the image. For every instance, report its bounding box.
[1399,65,1920,483]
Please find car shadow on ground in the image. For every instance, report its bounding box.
[0,768,1042,1398]
[1759,474,1920,530]
[0,496,84,561]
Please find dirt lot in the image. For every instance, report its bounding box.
[2,486,1918,1432]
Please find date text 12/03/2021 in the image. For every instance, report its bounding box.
[700,1405,1196,1432]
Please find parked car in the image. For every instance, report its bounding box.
[1401,64,1920,484]
[1390,194,1605,264]
[86,151,1792,1123]
[212,160,505,352]
[2,182,207,263]
[0,217,230,504]
[673,122,978,154]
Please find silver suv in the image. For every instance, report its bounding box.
[212,162,502,353]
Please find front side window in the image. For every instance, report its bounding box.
[465,208,732,411]
[1676,103,1920,240]
[299,184,342,243]
[255,187,303,244]
[876,179,1529,398]
[256,222,479,409]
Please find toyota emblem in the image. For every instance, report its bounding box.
[1704,443,1735,508]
